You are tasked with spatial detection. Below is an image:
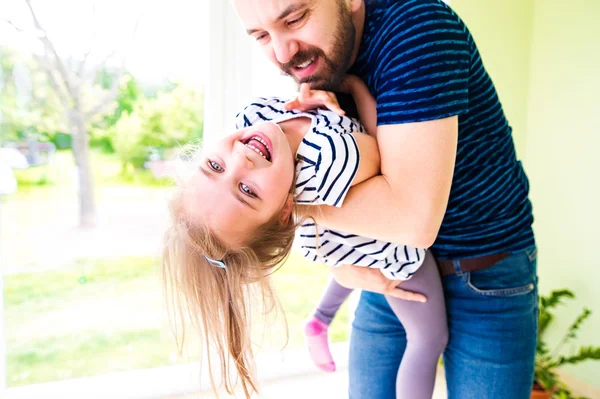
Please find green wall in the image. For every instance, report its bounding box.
[453,0,600,389]
[524,0,600,388]
[452,0,535,158]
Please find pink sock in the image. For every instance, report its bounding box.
[304,316,336,372]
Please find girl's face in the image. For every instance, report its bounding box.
[182,122,296,248]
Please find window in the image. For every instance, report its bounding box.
[1,0,208,390]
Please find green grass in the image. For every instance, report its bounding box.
[13,149,174,191]
[4,257,158,307]
[1,148,172,267]
[3,253,349,387]
[272,255,351,346]
[8,329,178,385]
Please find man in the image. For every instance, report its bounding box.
[233,0,538,398]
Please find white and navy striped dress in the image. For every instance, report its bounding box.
[236,97,425,280]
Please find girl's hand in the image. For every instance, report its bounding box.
[284,83,345,116]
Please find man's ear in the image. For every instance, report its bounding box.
[349,0,362,13]
[279,194,294,225]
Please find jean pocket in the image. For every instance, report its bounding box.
[465,248,537,297]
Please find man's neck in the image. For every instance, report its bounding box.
[349,1,366,68]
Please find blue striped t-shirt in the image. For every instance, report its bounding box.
[350,0,535,259]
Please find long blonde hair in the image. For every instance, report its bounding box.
[162,172,299,397]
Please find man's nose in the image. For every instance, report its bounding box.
[272,34,299,64]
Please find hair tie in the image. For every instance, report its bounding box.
[203,254,226,269]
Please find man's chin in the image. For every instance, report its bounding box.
[304,79,340,92]
[280,67,340,91]
[296,74,336,90]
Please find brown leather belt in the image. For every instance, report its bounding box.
[437,252,511,277]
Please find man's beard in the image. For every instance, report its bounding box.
[279,4,356,91]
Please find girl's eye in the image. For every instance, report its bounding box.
[208,160,224,172]
[240,183,256,197]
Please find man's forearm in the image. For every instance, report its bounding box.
[309,174,442,248]
[311,117,458,247]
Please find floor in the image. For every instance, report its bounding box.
[164,366,448,399]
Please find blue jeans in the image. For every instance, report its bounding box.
[349,247,538,399]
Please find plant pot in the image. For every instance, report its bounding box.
[531,382,551,399]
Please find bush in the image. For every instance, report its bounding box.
[45,132,72,150]
[105,84,204,173]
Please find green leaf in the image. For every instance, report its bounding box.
[549,346,600,368]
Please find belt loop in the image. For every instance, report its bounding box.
[453,260,463,276]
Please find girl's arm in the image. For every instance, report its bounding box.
[283,80,381,186]
[346,75,380,185]
[343,75,377,139]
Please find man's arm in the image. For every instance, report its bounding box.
[303,2,468,248]
[308,118,458,248]
[349,131,380,186]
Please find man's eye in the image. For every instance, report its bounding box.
[287,12,307,27]
[255,33,268,42]
[208,160,223,172]
[240,183,256,197]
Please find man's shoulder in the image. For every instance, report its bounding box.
[366,0,462,38]
[367,0,454,16]
[360,0,469,78]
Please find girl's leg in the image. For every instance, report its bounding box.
[313,276,354,324]
[305,277,353,372]
[385,252,448,399]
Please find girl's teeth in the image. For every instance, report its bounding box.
[243,136,271,160]
[245,143,267,159]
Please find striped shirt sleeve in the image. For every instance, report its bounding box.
[234,97,289,129]
[312,132,360,207]
[374,1,470,125]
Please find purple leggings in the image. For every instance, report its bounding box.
[313,251,448,399]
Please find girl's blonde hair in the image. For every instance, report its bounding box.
[162,152,299,397]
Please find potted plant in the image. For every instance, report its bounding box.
[533,289,600,399]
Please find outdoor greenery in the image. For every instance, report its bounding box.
[4,253,348,386]
[1,48,204,183]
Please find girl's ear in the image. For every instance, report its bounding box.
[279,194,294,225]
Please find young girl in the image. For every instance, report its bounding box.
[163,77,448,399]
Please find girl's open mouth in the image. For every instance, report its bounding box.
[241,133,272,162]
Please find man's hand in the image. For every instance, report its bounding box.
[332,264,427,302]
[284,83,345,116]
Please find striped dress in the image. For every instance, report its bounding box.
[236,97,426,280]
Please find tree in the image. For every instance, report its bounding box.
[2,1,142,227]
[0,47,64,144]
[104,83,204,173]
